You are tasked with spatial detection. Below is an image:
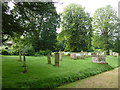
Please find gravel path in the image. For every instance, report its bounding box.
[58,68,119,88]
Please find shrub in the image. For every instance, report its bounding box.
[34,50,52,56]
[1,49,10,55]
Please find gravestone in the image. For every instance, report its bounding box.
[110,52,112,56]
[47,53,51,64]
[84,52,88,56]
[55,52,59,66]
[59,52,64,61]
[92,52,107,64]
[91,52,97,57]
[70,53,77,59]
[59,53,62,61]
[70,53,84,60]
[113,52,119,57]
[88,52,91,56]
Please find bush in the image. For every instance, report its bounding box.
[25,49,35,56]
[11,50,19,55]
[1,49,10,55]
[34,50,51,56]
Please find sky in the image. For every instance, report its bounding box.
[8,0,119,16]
[8,0,120,33]
[55,0,119,16]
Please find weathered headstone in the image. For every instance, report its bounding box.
[110,52,113,56]
[47,53,51,64]
[92,52,107,64]
[88,52,92,56]
[91,52,97,57]
[113,52,119,57]
[70,53,77,59]
[55,52,59,66]
[84,52,88,56]
[59,53,62,61]
[70,53,84,59]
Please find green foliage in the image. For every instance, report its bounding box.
[112,39,120,53]
[34,50,52,56]
[2,2,24,39]
[12,2,60,52]
[56,40,66,51]
[2,55,118,88]
[60,3,93,52]
[92,5,119,54]
[1,49,10,55]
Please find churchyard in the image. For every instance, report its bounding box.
[2,1,120,89]
[2,51,119,88]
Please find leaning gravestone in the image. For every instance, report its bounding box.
[92,52,107,64]
[55,52,59,66]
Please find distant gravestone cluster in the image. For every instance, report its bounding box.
[69,51,108,64]
[110,52,119,57]
[47,51,119,66]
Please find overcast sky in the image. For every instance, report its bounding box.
[9,0,119,16]
[55,0,119,16]
[8,0,120,33]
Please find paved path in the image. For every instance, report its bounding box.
[58,68,119,88]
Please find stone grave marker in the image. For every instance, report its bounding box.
[91,52,107,64]
[113,52,119,57]
[55,52,59,66]
[47,53,51,64]
[70,53,84,60]
[88,52,92,56]
[70,53,77,59]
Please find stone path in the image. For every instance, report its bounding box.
[58,68,119,88]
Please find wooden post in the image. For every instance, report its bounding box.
[23,54,27,73]
[55,52,59,66]
[47,53,51,64]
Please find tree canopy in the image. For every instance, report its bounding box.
[92,5,119,54]
[59,3,93,52]
[2,1,60,52]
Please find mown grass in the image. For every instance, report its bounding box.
[2,55,119,88]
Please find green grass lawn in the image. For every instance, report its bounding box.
[2,55,119,88]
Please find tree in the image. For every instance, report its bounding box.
[12,2,60,52]
[60,3,92,52]
[2,2,24,42]
[92,5,119,54]
[12,34,30,61]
